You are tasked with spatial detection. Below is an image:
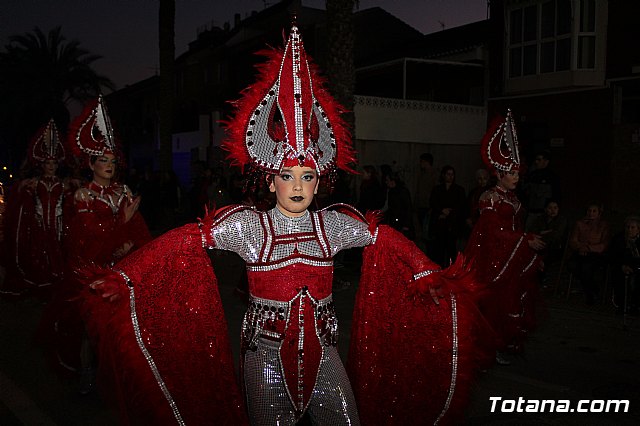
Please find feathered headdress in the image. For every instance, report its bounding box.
[222,24,355,176]
[68,95,120,161]
[480,109,521,174]
[27,119,65,165]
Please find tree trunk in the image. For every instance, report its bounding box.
[325,0,356,135]
[158,0,175,173]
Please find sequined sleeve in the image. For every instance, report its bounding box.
[209,208,263,261]
[323,210,374,255]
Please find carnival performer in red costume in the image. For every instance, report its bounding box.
[464,110,545,364]
[1,120,69,297]
[65,95,151,270]
[87,25,492,425]
[44,95,152,391]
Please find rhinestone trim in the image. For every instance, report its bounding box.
[493,235,524,282]
[434,292,458,425]
[124,276,185,425]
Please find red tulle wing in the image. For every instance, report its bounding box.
[90,224,248,425]
[348,225,493,425]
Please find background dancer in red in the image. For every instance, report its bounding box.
[87,25,492,426]
[41,96,152,395]
[1,119,69,298]
[464,110,545,365]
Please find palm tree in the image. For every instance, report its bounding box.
[0,26,113,166]
[158,0,175,173]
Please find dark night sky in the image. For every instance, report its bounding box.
[1,0,487,90]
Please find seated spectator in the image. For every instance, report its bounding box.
[569,202,611,305]
[609,216,640,315]
[528,199,568,262]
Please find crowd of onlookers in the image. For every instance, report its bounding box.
[114,149,639,317]
[347,150,638,317]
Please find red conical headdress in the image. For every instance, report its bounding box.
[222,25,355,176]
[68,95,120,161]
[27,119,65,165]
[480,109,521,174]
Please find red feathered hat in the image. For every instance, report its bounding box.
[222,24,355,176]
[68,95,120,161]
[480,109,521,174]
[27,119,65,165]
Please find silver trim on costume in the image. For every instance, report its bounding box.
[371,226,379,244]
[508,291,528,319]
[246,258,333,271]
[412,269,440,281]
[198,222,213,249]
[434,292,459,425]
[522,253,538,273]
[296,290,306,413]
[117,270,185,426]
[493,235,524,282]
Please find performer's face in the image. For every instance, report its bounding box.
[498,170,519,190]
[90,153,117,184]
[269,166,319,217]
[42,159,58,177]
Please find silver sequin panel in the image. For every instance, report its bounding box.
[243,338,360,426]
[210,207,373,265]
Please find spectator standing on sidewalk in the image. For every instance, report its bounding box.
[569,202,611,305]
[356,165,385,214]
[523,150,561,230]
[415,153,437,240]
[609,216,640,314]
[428,165,466,266]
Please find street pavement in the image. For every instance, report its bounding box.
[1,249,639,425]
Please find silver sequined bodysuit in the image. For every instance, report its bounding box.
[206,205,373,425]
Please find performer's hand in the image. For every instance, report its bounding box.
[89,278,122,303]
[429,285,444,305]
[123,196,141,223]
[527,234,546,251]
[113,241,134,259]
[408,274,444,304]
